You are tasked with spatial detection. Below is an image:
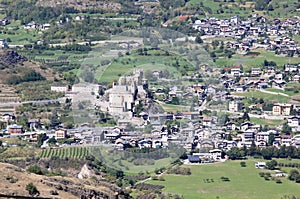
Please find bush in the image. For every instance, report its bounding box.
[27,165,44,175]
[26,183,39,196]
[167,166,191,175]
[220,176,230,182]
[240,161,246,167]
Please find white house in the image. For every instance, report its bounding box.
[255,162,266,169]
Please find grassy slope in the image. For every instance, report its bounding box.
[149,159,300,199]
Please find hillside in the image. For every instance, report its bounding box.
[0,50,56,84]
[36,0,122,11]
[0,162,123,198]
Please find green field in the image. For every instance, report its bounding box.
[250,117,284,126]
[149,159,300,199]
[216,48,300,69]
[233,90,290,103]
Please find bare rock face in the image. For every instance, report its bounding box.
[78,164,95,179]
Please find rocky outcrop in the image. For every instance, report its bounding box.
[78,164,96,179]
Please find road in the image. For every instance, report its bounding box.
[0,97,66,107]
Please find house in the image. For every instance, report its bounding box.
[272,103,292,115]
[104,130,121,142]
[257,82,269,90]
[235,85,246,92]
[23,132,39,142]
[243,130,255,142]
[7,124,24,134]
[209,149,222,161]
[0,18,9,26]
[241,122,252,131]
[285,64,298,72]
[2,113,15,122]
[230,68,242,77]
[287,116,300,127]
[24,21,37,29]
[292,74,300,82]
[41,23,51,31]
[256,132,270,143]
[251,68,262,76]
[255,162,266,169]
[51,85,68,93]
[55,128,67,140]
[138,139,152,149]
[202,117,212,127]
[188,155,201,163]
[281,134,292,146]
[228,101,243,112]
[0,39,8,48]
[275,72,284,80]
[225,122,236,131]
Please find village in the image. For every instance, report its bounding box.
[2,59,300,164]
[192,14,300,56]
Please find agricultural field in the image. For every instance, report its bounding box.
[39,147,89,159]
[149,159,300,199]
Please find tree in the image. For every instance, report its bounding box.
[218,114,229,126]
[242,112,250,121]
[282,122,292,134]
[266,160,277,170]
[48,136,57,145]
[171,97,180,105]
[226,147,244,160]
[37,133,47,147]
[288,169,300,181]
[261,148,273,160]
[26,183,39,196]
[268,133,275,146]
[27,165,43,175]
[195,34,203,44]
[248,141,257,156]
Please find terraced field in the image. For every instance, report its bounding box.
[39,147,89,159]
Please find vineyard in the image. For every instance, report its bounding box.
[39,147,90,159]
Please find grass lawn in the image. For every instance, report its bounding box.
[149,159,300,199]
[159,103,190,112]
[265,88,297,97]
[250,117,284,126]
[232,90,290,103]
[216,48,300,69]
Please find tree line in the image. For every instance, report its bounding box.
[226,144,300,160]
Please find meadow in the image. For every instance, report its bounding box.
[149,159,300,199]
[232,89,290,103]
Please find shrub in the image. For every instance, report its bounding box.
[26,183,39,196]
[27,165,44,175]
[240,161,246,167]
